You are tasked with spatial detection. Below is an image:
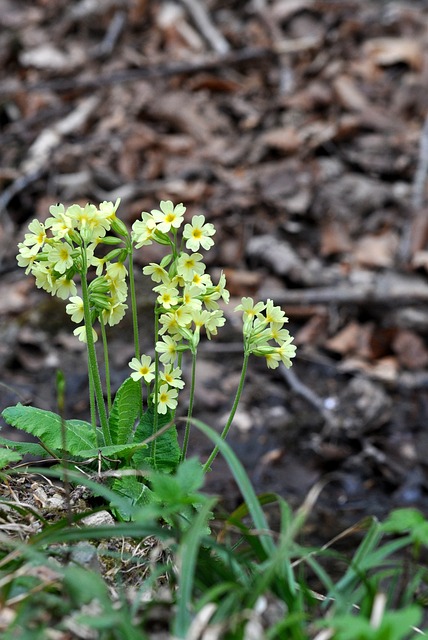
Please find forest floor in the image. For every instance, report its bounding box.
[2,0,428,543]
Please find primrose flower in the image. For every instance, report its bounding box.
[157,384,178,415]
[73,325,98,343]
[16,244,37,274]
[67,203,111,243]
[160,364,185,389]
[105,262,128,302]
[129,355,155,383]
[98,198,120,221]
[156,335,179,364]
[45,204,74,239]
[276,339,296,368]
[53,275,77,300]
[235,297,266,320]
[132,212,157,248]
[270,322,292,344]
[151,200,185,234]
[265,352,282,369]
[32,262,55,293]
[177,252,205,282]
[154,283,179,309]
[102,298,128,327]
[23,219,47,255]
[265,299,288,325]
[213,271,230,303]
[204,309,226,338]
[159,312,182,339]
[183,215,215,251]
[66,296,84,323]
[143,262,169,283]
[47,242,74,274]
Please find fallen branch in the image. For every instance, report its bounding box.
[1,39,319,96]
[265,272,428,306]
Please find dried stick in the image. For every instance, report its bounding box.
[4,40,318,96]
[178,0,230,54]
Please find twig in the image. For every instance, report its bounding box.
[92,9,127,59]
[412,113,428,210]
[279,364,338,430]
[0,168,45,215]
[0,96,100,217]
[2,40,318,96]
[178,0,230,54]
[264,272,428,307]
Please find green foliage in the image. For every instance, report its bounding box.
[133,405,180,472]
[108,376,141,446]
[1,404,96,460]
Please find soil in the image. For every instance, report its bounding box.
[2,0,428,545]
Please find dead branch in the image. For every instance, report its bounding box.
[265,272,428,307]
[178,0,230,54]
[1,39,319,96]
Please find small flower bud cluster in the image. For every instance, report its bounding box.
[16,199,128,342]
[235,297,296,369]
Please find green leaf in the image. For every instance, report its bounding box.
[173,498,218,638]
[192,418,275,557]
[108,377,141,445]
[112,475,155,519]
[79,442,147,460]
[0,435,48,459]
[133,406,180,472]
[381,508,425,534]
[63,565,110,606]
[0,447,22,469]
[150,458,205,505]
[1,404,97,458]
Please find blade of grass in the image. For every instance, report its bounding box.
[173,497,217,638]
[191,418,276,556]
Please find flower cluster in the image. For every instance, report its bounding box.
[16,199,128,342]
[129,200,226,414]
[17,196,296,424]
[235,297,296,369]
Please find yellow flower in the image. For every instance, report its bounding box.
[73,325,98,343]
[53,275,77,300]
[156,336,179,364]
[66,296,84,323]
[143,262,169,283]
[23,219,47,255]
[129,355,155,383]
[132,212,157,248]
[265,299,287,325]
[160,364,185,389]
[151,200,185,233]
[183,215,215,251]
[16,244,37,274]
[47,242,74,274]
[157,383,178,414]
[177,252,205,282]
[154,283,179,309]
[46,204,74,239]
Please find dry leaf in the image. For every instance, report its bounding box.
[354,232,399,268]
[392,329,428,370]
[363,38,423,71]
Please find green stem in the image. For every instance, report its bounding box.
[128,243,140,359]
[203,351,250,473]
[88,352,97,431]
[80,247,112,446]
[181,347,197,462]
[99,317,111,412]
[128,241,143,418]
[151,307,160,464]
